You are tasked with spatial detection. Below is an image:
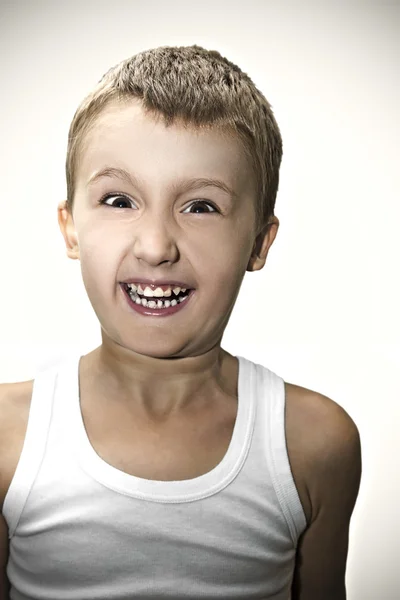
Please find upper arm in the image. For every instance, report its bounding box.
[0,384,12,599]
[0,513,10,599]
[291,395,362,600]
[0,379,33,599]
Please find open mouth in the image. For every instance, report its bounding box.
[121,283,194,312]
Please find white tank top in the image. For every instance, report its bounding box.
[3,353,307,599]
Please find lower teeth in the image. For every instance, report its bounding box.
[128,290,189,309]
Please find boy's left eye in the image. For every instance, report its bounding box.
[99,194,218,213]
[183,200,218,214]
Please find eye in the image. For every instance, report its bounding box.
[99,193,134,209]
[99,194,218,214]
[183,200,218,214]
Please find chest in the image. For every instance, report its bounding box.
[83,398,237,482]
[79,383,312,525]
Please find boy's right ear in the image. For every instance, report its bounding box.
[57,200,80,260]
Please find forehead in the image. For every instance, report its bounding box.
[77,100,254,191]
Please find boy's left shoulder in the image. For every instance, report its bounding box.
[285,382,361,521]
[284,382,362,598]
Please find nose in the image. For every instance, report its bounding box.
[132,212,179,266]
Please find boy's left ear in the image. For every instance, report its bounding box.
[247,216,279,272]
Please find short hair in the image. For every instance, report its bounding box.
[65,44,283,236]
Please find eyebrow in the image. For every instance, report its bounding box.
[87,166,239,199]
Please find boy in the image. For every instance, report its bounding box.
[0,45,361,599]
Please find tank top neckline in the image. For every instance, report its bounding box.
[63,353,256,502]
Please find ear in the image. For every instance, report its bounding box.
[247,216,279,272]
[57,200,80,260]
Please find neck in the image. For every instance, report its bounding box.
[80,339,237,420]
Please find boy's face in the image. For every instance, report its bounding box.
[59,100,278,358]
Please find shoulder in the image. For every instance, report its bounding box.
[0,380,34,511]
[0,380,34,421]
[284,384,361,598]
[284,382,361,526]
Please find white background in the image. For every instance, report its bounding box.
[0,1,399,598]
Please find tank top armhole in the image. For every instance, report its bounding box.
[266,369,307,547]
[2,367,57,538]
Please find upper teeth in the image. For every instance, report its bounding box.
[126,283,187,298]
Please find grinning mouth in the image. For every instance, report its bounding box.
[122,283,193,308]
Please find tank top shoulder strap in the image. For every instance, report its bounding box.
[253,360,307,545]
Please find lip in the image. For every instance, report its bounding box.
[120,283,195,317]
[121,278,195,289]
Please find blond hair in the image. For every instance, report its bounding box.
[65,44,282,236]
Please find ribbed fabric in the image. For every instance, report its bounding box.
[3,353,307,599]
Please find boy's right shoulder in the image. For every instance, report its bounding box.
[0,380,34,512]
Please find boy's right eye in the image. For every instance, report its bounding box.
[99,194,134,209]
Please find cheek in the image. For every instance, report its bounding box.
[208,226,251,265]
[79,216,124,255]
[199,236,250,293]
[78,227,123,292]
